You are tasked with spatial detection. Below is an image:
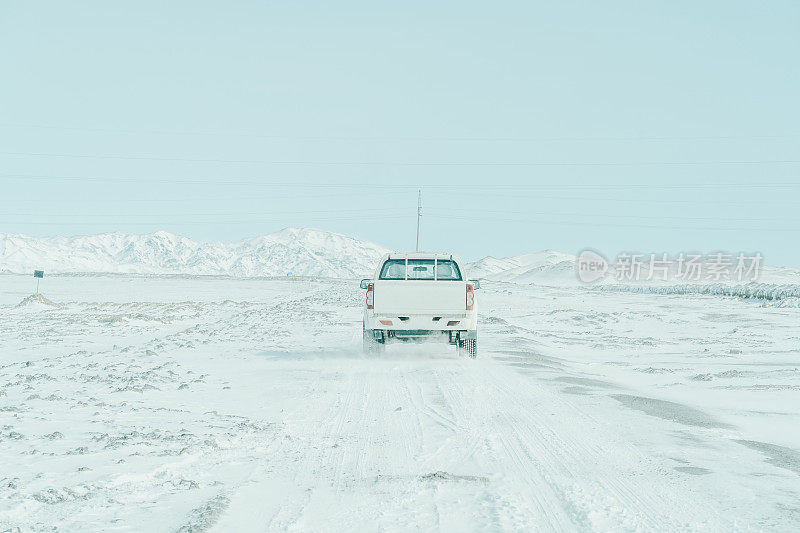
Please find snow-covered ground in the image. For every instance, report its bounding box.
[1,274,799,531]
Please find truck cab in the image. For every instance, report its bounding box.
[361,252,479,357]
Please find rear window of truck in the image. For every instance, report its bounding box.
[435,260,462,280]
[379,259,407,280]
[378,259,462,281]
[407,259,435,280]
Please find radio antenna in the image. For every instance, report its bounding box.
[415,189,422,252]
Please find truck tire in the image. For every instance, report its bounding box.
[363,328,385,355]
[458,338,477,358]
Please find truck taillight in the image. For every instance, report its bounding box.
[466,284,474,310]
[366,283,374,309]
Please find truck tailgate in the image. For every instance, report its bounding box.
[373,280,467,314]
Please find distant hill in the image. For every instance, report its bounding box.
[3,230,798,287]
[466,250,578,284]
[0,228,391,278]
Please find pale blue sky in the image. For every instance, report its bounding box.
[1,1,798,264]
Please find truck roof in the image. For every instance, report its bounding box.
[383,252,461,261]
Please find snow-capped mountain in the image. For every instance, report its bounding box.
[467,250,800,287]
[5,230,796,287]
[0,227,578,282]
[466,250,577,284]
[0,228,391,278]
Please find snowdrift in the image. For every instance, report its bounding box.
[594,282,800,305]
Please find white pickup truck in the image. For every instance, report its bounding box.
[360,252,479,357]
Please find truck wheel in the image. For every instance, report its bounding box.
[363,328,385,355]
[458,338,477,358]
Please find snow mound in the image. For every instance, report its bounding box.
[15,293,62,309]
[0,228,391,279]
[596,282,800,302]
[772,297,800,308]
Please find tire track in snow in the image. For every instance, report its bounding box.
[465,355,719,530]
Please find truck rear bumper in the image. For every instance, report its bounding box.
[367,328,476,343]
[364,313,476,332]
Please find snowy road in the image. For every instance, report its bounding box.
[1,275,799,531]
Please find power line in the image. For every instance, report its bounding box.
[428,207,798,223]
[425,214,798,232]
[5,216,794,232]
[1,207,410,218]
[425,192,797,206]
[1,172,798,189]
[2,121,798,142]
[4,193,794,207]
[1,151,799,167]
[4,207,793,227]
[1,214,413,226]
